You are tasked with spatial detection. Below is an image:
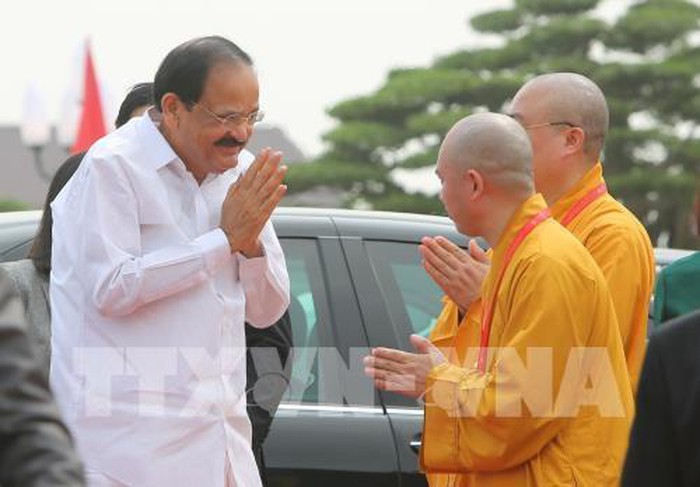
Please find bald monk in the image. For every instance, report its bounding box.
[422,73,654,393]
[364,113,633,486]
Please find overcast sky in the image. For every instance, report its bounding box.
[3,0,518,158]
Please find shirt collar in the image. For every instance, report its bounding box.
[489,193,548,272]
[549,162,605,222]
[135,108,180,171]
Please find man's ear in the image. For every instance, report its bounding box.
[465,169,484,200]
[564,126,585,154]
[160,93,181,126]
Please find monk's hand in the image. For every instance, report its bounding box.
[363,335,446,399]
[220,148,287,257]
[419,236,490,311]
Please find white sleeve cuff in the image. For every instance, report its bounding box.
[194,229,231,275]
[237,252,269,281]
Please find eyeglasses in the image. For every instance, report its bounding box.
[522,121,577,131]
[194,103,265,128]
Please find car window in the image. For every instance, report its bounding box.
[365,241,444,343]
[280,239,331,404]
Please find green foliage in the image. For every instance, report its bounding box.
[322,122,407,161]
[607,0,700,53]
[435,45,533,71]
[328,70,481,124]
[468,75,525,111]
[522,17,607,57]
[515,0,600,16]
[664,136,700,173]
[0,199,30,212]
[471,9,522,33]
[520,55,599,78]
[608,170,697,248]
[603,127,670,172]
[406,107,473,136]
[286,160,388,193]
[363,190,446,215]
[329,95,417,125]
[290,0,700,247]
[396,146,440,170]
[378,70,481,108]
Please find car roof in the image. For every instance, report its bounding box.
[0,210,42,262]
[654,247,695,267]
[0,208,694,268]
[273,207,467,244]
[275,206,451,224]
[0,210,42,225]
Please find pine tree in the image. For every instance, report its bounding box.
[286,0,700,248]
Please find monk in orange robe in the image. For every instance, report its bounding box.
[364,112,633,486]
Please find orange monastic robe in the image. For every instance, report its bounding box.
[432,163,654,389]
[422,194,633,486]
[549,162,654,390]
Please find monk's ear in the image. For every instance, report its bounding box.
[465,169,484,200]
[564,126,585,154]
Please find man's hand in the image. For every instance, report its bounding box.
[419,237,490,311]
[220,148,287,257]
[363,335,446,399]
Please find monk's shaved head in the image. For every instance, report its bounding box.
[440,112,534,192]
[514,72,608,155]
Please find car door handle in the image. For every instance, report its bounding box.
[410,434,422,454]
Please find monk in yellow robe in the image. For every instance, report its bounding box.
[422,73,654,392]
[364,112,633,486]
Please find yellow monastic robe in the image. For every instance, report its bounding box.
[431,163,654,390]
[422,194,633,486]
[549,162,654,390]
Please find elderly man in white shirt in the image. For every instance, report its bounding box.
[49,36,290,487]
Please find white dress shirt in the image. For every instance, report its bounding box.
[49,112,289,487]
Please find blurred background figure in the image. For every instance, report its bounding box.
[623,309,700,487]
[653,186,700,327]
[0,268,85,486]
[114,82,154,128]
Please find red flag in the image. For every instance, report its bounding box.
[71,41,106,154]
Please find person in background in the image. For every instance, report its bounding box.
[0,268,84,486]
[0,152,84,376]
[114,82,154,128]
[50,36,289,486]
[622,309,700,486]
[365,112,633,486]
[114,80,293,485]
[653,187,700,326]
